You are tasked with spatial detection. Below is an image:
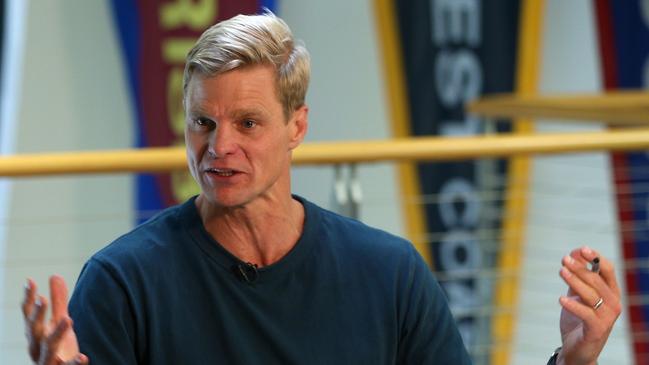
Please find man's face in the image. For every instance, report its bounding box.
[184,65,308,208]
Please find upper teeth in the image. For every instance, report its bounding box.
[209,168,234,176]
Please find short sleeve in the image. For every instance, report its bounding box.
[69,259,139,365]
[397,246,473,364]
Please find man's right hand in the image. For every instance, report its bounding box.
[22,275,88,365]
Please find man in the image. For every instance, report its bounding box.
[22,12,621,365]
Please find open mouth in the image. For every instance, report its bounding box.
[205,168,237,177]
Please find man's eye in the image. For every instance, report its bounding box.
[194,117,213,127]
[242,120,257,129]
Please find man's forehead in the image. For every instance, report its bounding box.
[185,88,271,119]
[185,67,281,115]
[186,65,278,94]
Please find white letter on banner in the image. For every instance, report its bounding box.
[440,230,483,272]
[435,50,482,107]
[438,177,481,227]
[440,115,483,136]
[431,0,481,46]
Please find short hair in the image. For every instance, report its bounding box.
[184,12,310,119]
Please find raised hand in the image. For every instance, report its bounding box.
[22,275,88,365]
[557,246,622,365]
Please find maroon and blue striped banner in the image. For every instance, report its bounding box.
[595,0,649,362]
[110,0,275,221]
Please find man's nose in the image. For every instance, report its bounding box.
[209,124,238,158]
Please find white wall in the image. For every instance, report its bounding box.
[280,0,405,236]
[512,0,632,364]
[0,1,134,363]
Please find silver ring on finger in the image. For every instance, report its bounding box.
[593,297,604,310]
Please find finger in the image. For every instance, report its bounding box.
[561,262,622,322]
[22,278,37,319]
[76,354,89,365]
[26,294,47,361]
[575,246,622,298]
[64,354,89,365]
[29,295,48,333]
[568,247,590,265]
[560,265,601,308]
[584,249,622,298]
[50,275,69,323]
[578,245,598,261]
[562,255,618,307]
[562,255,600,298]
[560,295,597,322]
[567,247,618,299]
[559,296,610,339]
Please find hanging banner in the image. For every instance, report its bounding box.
[595,0,649,362]
[393,0,520,359]
[109,0,275,221]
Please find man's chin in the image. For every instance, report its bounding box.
[199,192,251,210]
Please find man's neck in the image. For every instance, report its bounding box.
[196,194,305,267]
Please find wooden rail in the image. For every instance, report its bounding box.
[1,128,649,176]
[468,91,649,125]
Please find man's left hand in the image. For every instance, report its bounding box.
[557,246,622,365]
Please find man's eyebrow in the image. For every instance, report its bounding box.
[187,107,211,116]
[230,107,267,119]
[186,107,269,119]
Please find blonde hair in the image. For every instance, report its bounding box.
[184,12,310,119]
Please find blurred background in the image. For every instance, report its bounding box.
[0,0,645,364]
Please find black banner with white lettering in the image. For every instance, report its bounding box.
[395,0,520,358]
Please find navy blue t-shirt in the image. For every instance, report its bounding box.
[69,196,471,364]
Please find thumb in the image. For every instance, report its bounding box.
[63,354,88,365]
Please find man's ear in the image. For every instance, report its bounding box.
[288,105,309,150]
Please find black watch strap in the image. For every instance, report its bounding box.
[547,347,561,365]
